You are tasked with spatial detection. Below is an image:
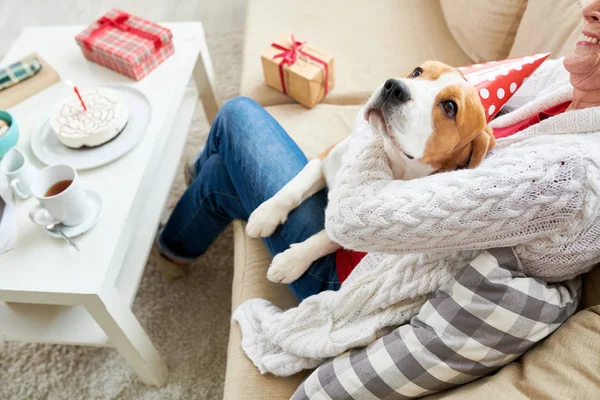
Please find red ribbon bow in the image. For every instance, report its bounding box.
[83,12,163,52]
[271,35,329,96]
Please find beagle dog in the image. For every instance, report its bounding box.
[246,61,495,284]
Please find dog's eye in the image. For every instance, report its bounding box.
[409,67,423,78]
[440,100,457,118]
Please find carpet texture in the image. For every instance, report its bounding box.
[0,31,243,400]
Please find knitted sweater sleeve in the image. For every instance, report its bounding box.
[325,129,587,255]
[502,59,566,112]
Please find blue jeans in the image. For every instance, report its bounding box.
[157,97,340,301]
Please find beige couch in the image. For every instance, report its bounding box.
[224,1,599,398]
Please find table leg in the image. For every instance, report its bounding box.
[84,289,168,386]
[193,31,221,124]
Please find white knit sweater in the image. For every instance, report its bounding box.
[233,59,600,376]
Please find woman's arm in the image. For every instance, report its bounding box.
[325,128,589,255]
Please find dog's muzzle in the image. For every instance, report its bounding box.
[381,79,411,104]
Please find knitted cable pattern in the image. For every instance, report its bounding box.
[325,128,599,282]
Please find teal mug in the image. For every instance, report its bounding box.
[0,110,19,158]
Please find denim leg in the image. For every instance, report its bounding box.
[159,97,339,301]
[158,153,246,261]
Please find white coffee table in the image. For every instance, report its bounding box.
[0,23,220,386]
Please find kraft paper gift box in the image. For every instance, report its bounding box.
[75,9,175,81]
[261,34,334,108]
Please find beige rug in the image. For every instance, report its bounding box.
[0,31,243,400]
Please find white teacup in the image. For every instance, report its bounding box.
[0,148,38,199]
[29,165,89,227]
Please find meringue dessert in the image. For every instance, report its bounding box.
[0,120,8,137]
[50,87,129,148]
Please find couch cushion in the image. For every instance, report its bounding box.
[224,104,360,400]
[229,221,296,312]
[508,0,585,58]
[425,306,600,399]
[241,0,473,106]
[224,221,305,400]
[266,103,362,158]
[440,0,527,63]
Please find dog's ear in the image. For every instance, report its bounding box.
[467,125,495,169]
[433,126,495,173]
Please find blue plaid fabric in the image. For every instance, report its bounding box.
[0,57,42,91]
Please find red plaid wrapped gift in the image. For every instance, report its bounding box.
[75,9,175,81]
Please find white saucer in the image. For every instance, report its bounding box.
[30,85,152,171]
[45,189,103,239]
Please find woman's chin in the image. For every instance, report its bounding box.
[565,47,600,73]
[564,49,600,89]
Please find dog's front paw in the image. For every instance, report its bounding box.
[246,199,289,238]
[267,244,313,284]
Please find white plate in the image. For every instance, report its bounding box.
[31,85,152,170]
[45,189,103,238]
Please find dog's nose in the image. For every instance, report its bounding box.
[382,79,411,103]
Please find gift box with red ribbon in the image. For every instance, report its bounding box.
[261,34,334,108]
[75,9,175,81]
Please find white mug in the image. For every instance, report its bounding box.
[29,165,89,226]
[0,148,37,199]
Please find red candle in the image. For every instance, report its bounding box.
[73,86,87,111]
[65,81,87,111]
